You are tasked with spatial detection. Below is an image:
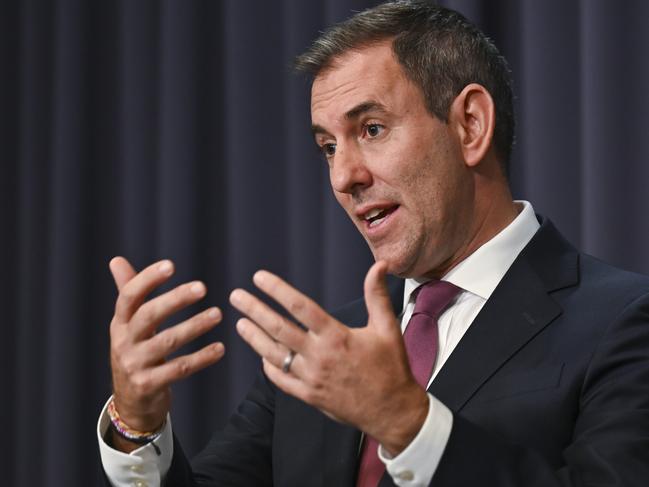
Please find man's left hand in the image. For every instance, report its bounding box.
[229,261,429,455]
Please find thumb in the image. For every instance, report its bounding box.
[109,256,137,291]
[364,260,397,331]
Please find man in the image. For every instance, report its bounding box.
[98,2,649,486]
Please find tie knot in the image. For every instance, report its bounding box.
[413,280,461,319]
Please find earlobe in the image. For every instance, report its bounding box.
[449,84,496,167]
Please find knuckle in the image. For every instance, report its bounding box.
[288,299,305,317]
[132,373,152,395]
[270,316,285,339]
[327,327,348,350]
[314,356,331,377]
[135,303,155,325]
[175,359,191,377]
[138,301,160,322]
[119,356,137,376]
[111,337,126,356]
[120,285,138,306]
[149,297,170,322]
[311,348,334,377]
[160,333,177,352]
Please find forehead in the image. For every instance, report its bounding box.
[310,42,419,122]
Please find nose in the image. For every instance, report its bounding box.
[329,143,372,195]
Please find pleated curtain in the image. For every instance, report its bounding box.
[1,1,648,484]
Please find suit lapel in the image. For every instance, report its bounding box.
[429,218,578,411]
[428,256,562,410]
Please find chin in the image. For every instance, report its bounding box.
[389,264,418,279]
[371,236,424,276]
[373,252,416,278]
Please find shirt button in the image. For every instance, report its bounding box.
[130,465,142,472]
[397,470,414,481]
[133,481,148,487]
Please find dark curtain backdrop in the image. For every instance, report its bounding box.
[1,0,648,485]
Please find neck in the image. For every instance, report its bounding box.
[425,179,518,280]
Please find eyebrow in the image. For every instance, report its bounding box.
[344,100,386,120]
[311,100,387,137]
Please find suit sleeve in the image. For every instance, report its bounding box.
[430,292,649,487]
[163,371,277,487]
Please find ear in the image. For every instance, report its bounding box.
[448,83,496,168]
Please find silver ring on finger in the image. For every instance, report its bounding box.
[282,350,296,373]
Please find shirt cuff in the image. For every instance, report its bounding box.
[97,396,174,487]
[378,393,453,486]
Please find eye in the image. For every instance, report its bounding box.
[320,143,336,157]
[363,123,384,138]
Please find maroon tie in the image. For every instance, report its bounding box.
[355,280,461,487]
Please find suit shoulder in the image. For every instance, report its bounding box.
[575,253,649,311]
[579,253,649,292]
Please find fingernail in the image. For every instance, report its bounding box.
[213,343,224,354]
[236,319,247,333]
[253,270,266,285]
[229,289,242,305]
[191,282,205,295]
[208,307,220,319]
[159,260,173,275]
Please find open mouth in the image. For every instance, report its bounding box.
[363,205,399,228]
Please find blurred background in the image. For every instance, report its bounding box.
[1,0,648,485]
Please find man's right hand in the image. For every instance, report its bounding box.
[108,257,225,452]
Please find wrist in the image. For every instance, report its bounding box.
[378,386,429,456]
[112,395,166,432]
[107,398,165,445]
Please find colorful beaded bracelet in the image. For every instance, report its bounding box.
[107,399,165,444]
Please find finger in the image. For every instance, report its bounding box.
[236,318,304,376]
[114,259,175,322]
[229,288,308,353]
[252,270,332,335]
[140,307,222,364]
[142,342,225,390]
[109,256,137,291]
[129,280,207,339]
[363,260,397,332]
[261,357,309,403]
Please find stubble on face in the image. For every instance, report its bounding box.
[311,42,476,279]
[367,134,474,279]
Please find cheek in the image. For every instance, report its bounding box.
[333,191,357,221]
[333,190,346,207]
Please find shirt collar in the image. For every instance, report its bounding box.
[403,200,540,309]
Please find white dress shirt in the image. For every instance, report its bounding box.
[98,201,540,487]
[379,201,539,485]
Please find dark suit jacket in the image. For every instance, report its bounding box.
[160,217,649,486]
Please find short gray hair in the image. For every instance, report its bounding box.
[295,0,515,174]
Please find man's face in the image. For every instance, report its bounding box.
[310,42,475,278]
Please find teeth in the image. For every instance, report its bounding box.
[369,216,386,228]
[364,208,383,220]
